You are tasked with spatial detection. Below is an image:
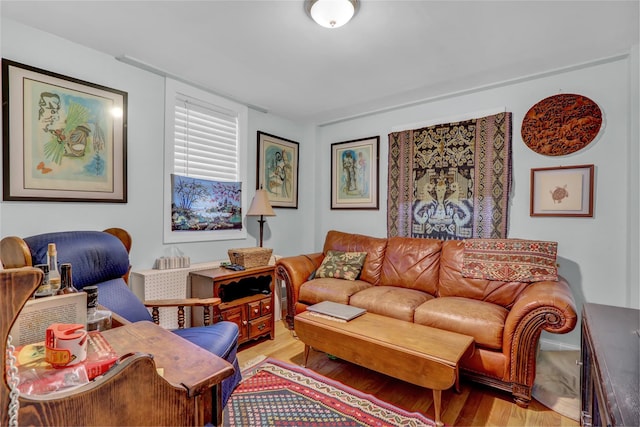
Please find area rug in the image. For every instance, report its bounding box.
[532,350,580,421]
[224,358,435,426]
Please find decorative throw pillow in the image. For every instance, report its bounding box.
[461,239,558,282]
[315,250,367,281]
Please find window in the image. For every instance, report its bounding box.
[164,78,248,243]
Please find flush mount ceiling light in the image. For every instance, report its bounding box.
[305,0,360,29]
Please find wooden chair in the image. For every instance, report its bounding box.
[0,228,242,413]
[1,267,233,426]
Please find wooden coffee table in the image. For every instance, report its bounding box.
[295,310,475,427]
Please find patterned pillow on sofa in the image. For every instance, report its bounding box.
[462,239,558,282]
[315,250,367,281]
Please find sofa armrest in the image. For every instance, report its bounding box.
[502,276,577,401]
[275,253,324,329]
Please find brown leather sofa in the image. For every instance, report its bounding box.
[275,230,577,407]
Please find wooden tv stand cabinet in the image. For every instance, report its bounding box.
[580,303,639,426]
[190,266,275,345]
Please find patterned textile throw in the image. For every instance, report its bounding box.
[462,238,558,282]
[388,112,512,240]
[315,250,367,280]
[224,358,435,427]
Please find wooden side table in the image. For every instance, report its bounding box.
[102,321,234,426]
[190,266,275,345]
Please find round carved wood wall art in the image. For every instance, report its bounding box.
[521,93,602,156]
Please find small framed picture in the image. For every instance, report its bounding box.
[530,164,594,217]
[331,136,379,210]
[2,59,127,202]
[257,131,299,209]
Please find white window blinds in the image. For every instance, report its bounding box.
[173,94,239,181]
[164,78,248,243]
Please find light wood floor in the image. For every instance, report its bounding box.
[238,320,579,427]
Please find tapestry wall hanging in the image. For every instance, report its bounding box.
[387,112,512,240]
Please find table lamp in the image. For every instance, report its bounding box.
[246,188,276,247]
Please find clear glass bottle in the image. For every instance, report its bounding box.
[34,263,52,298]
[57,263,79,294]
[84,285,112,331]
[47,243,61,294]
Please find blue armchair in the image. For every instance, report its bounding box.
[0,228,242,408]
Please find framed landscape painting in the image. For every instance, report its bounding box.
[331,136,379,209]
[257,131,299,208]
[2,59,127,202]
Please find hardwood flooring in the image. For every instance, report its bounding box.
[237,320,579,427]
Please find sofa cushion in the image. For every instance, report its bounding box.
[380,237,442,295]
[414,297,507,350]
[315,250,367,281]
[323,230,387,285]
[439,240,530,308]
[298,278,372,305]
[349,286,434,323]
[462,238,558,282]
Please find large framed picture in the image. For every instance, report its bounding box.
[257,131,299,208]
[331,136,379,210]
[2,59,127,202]
[530,164,594,217]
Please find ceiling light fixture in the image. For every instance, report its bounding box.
[304,0,359,29]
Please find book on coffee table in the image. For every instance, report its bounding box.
[307,301,366,322]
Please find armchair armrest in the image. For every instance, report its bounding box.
[144,297,221,329]
[502,276,577,401]
[276,253,324,329]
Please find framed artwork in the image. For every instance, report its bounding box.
[257,131,299,208]
[170,174,242,231]
[331,136,379,210]
[530,164,594,217]
[2,59,127,202]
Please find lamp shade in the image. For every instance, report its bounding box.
[246,189,276,217]
[305,0,359,29]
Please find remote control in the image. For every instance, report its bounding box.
[220,262,245,271]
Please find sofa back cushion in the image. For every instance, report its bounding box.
[439,240,529,308]
[379,237,442,295]
[323,230,387,285]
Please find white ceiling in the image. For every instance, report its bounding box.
[2,1,638,125]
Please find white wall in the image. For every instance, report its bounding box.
[313,55,638,348]
[0,19,313,269]
[630,44,640,310]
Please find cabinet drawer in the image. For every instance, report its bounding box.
[248,301,262,320]
[248,316,272,339]
[260,298,272,317]
[249,297,272,319]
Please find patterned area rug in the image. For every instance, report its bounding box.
[224,358,435,426]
